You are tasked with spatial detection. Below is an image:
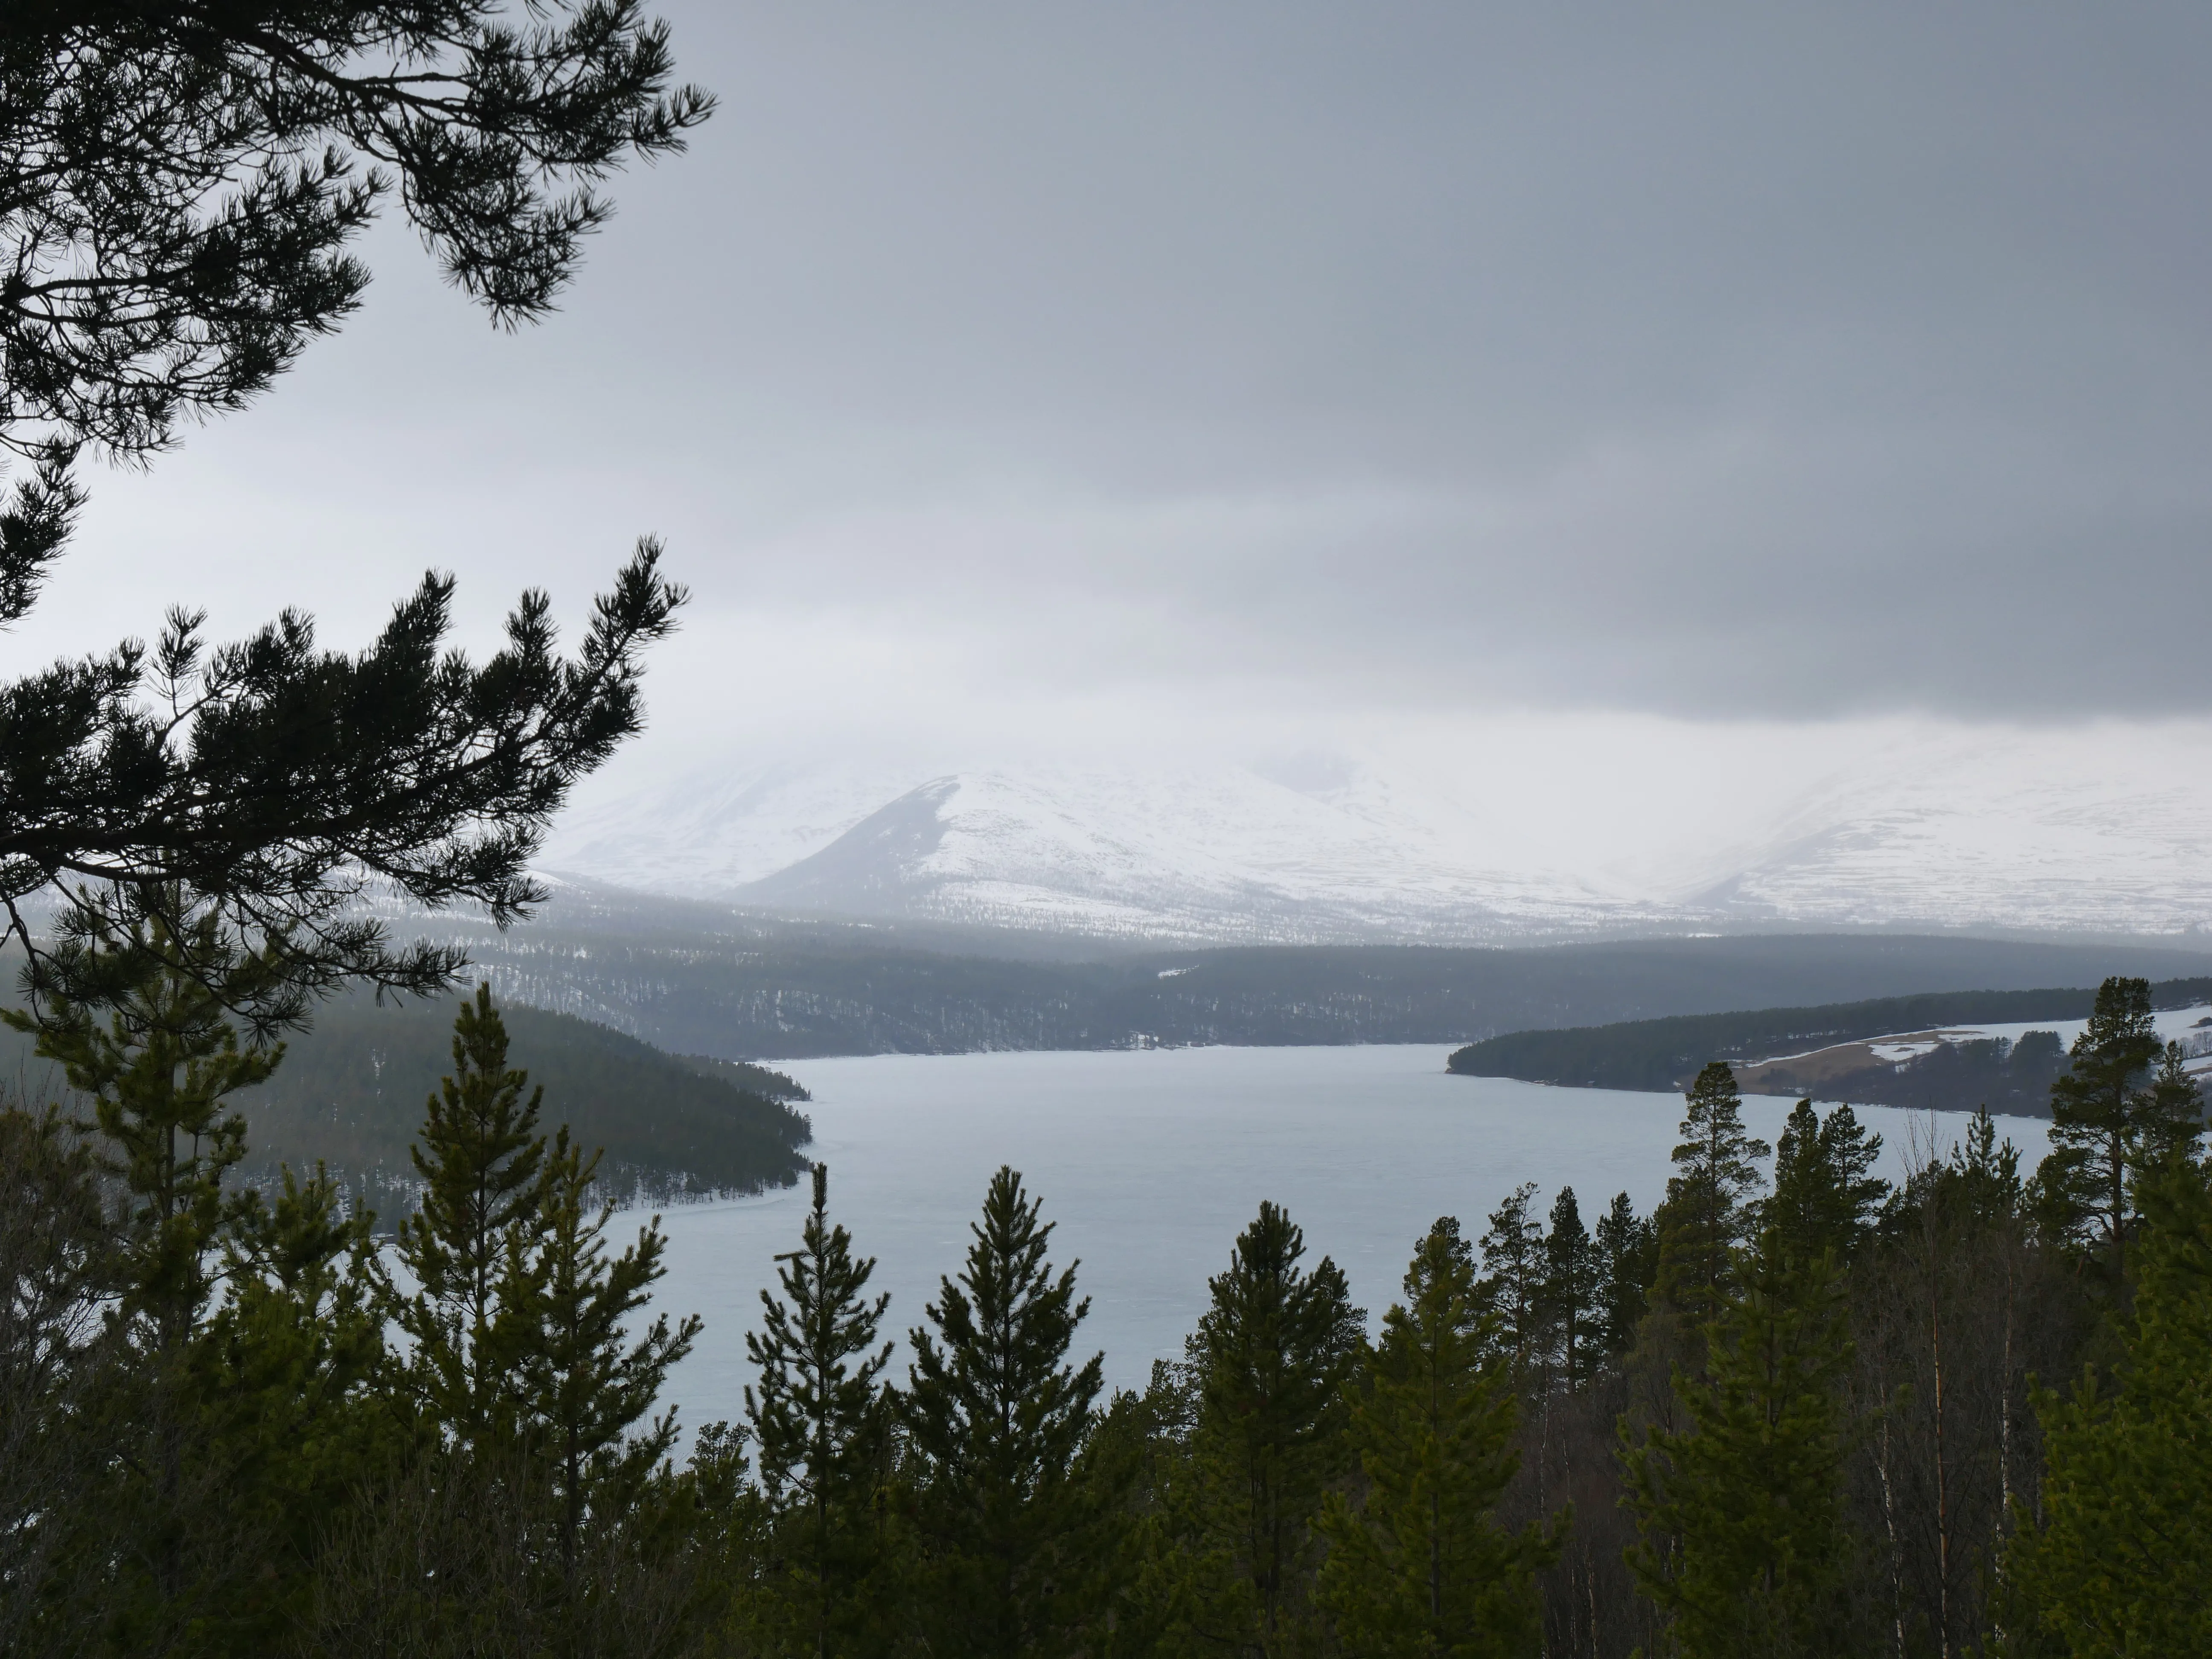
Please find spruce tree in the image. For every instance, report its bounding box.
[1476,1182,1547,1381]
[2007,1155,2212,1653]
[393,982,550,1441]
[1542,1186,1601,1390]
[2047,975,2163,1280]
[743,1163,899,1659]
[904,1166,1106,1659]
[1764,1100,1888,1268]
[525,1126,699,1583]
[1175,1200,1366,1658]
[1622,1231,1854,1657]
[1653,1061,1771,1326]
[1594,1191,1657,1360]
[1316,1217,1567,1658]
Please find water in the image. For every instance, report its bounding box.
[642,1044,2051,1430]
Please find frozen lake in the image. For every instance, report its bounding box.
[640,1043,2054,1431]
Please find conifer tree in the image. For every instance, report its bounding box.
[1543,1186,1601,1389]
[1477,1182,1547,1381]
[1622,1231,1854,1658]
[3,897,283,1351]
[744,1163,899,1659]
[1316,1217,1567,1658]
[524,1126,699,1582]
[1764,1100,1888,1268]
[1653,1061,1771,1326]
[1950,1105,2024,1227]
[393,982,550,1441]
[2047,976,2163,1280]
[1177,1200,1367,1659]
[905,1166,1106,1659]
[2007,1156,2212,1653]
[0,895,393,1651]
[2135,1039,2206,1171]
[1594,1191,1657,1360]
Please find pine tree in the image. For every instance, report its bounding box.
[905,1166,1106,1659]
[1176,1200,1367,1659]
[1764,1100,1888,1268]
[2047,975,2163,1281]
[2007,1155,2212,1652]
[1622,1231,1855,1658]
[3,899,282,1352]
[1476,1182,1547,1381]
[1950,1106,2024,1228]
[1542,1187,1601,1390]
[2135,1040,2206,1172]
[1316,1218,1567,1658]
[0,897,399,1652]
[1653,1061,1772,1326]
[743,1163,899,1659]
[1594,1191,1657,1361]
[0,900,288,1643]
[393,982,550,1441]
[525,1126,699,1583]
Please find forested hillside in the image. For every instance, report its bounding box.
[1447,978,2212,1095]
[0,992,813,1210]
[439,889,2212,1056]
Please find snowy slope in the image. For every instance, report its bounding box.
[540,730,2212,944]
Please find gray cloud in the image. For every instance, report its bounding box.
[44,0,2212,726]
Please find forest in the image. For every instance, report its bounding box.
[1444,981,2212,1094]
[2,10,2204,1653]
[4,965,2206,1656]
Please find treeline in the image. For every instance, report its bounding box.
[1447,978,2212,1094]
[1748,1028,2075,1117]
[5,978,2209,1655]
[451,901,2212,1059]
[0,992,815,1211]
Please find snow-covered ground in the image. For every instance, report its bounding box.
[541,727,2212,945]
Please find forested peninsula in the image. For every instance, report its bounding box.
[1447,977,2212,1100]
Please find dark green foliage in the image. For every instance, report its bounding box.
[1764,1100,1888,1267]
[1653,1062,1771,1323]
[238,992,811,1204]
[2136,1039,2206,1169]
[410,901,2212,1062]
[1478,1181,1548,1380]
[1593,1190,1658,1360]
[1,2,712,467]
[905,1165,1109,1659]
[1776,1028,2072,1118]
[1,1,702,1034]
[1446,988,2139,1091]
[0,987,816,1206]
[742,1163,899,1658]
[1623,1232,1856,1658]
[1,545,686,1034]
[1317,1217,1566,1658]
[393,983,553,1440]
[526,1128,699,1579]
[1167,1200,1366,1658]
[2046,976,2167,1278]
[675,1053,812,1101]
[1543,1186,1602,1389]
[2007,1156,2212,1653]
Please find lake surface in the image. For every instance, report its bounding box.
[642,1044,2053,1430]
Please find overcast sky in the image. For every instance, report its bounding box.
[27,2,2212,796]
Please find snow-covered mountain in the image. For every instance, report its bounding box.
[541,731,2212,944]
